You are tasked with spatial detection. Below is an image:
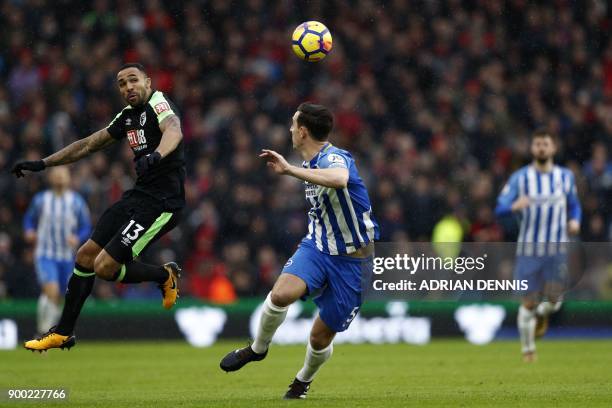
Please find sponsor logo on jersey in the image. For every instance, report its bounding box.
[127,129,147,150]
[305,181,318,199]
[127,130,137,147]
[154,102,170,114]
[140,111,147,126]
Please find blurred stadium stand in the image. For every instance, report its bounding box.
[0,0,611,302]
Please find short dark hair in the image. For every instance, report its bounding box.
[297,102,334,141]
[531,127,555,142]
[118,62,147,75]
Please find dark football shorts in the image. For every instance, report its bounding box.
[90,190,181,264]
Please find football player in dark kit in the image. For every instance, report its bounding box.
[12,63,185,351]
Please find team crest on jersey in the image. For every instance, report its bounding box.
[140,111,146,126]
[154,102,170,114]
[125,118,132,126]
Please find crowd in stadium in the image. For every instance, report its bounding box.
[0,0,611,302]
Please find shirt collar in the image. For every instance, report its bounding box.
[147,89,156,103]
[304,142,332,168]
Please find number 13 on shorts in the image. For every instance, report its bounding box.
[121,220,144,241]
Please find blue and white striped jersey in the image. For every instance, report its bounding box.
[23,190,91,261]
[301,143,379,255]
[495,165,582,255]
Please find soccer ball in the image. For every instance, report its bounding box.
[291,21,333,62]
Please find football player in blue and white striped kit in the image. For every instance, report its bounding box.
[496,128,581,362]
[23,167,91,335]
[220,103,379,399]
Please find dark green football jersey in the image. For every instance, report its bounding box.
[106,90,185,210]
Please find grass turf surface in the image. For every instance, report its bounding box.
[1,339,611,407]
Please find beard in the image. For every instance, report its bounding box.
[127,89,147,106]
[535,156,550,165]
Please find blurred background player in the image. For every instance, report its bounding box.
[220,103,379,399]
[496,128,582,362]
[12,63,185,351]
[23,167,91,335]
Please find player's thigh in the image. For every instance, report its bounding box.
[542,256,568,301]
[514,256,544,300]
[315,256,365,333]
[270,274,308,307]
[277,244,327,305]
[34,257,59,287]
[132,210,182,256]
[105,206,178,264]
[309,315,336,350]
[90,199,132,252]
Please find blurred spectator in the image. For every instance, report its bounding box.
[0,0,610,300]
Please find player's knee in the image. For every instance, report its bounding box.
[47,293,61,304]
[522,299,538,310]
[93,254,117,281]
[76,244,99,269]
[270,290,296,308]
[43,286,61,304]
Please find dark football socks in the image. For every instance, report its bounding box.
[115,260,168,284]
[55,264,95,336]
[55,261,168,335]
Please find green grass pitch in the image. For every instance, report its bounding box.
[1,339,611,407]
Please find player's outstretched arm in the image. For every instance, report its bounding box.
[260,149,349,189]
[11,129,116,177]
[43,128,117,167]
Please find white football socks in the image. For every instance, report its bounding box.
[37,295,61,334]
[296,342,333,383]
[37,295,48,334]
[536,301,562,316]
[517,305,536,353]
[251,293,288,354]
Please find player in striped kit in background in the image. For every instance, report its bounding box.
[496,128,582,362]
[23,167,91,335]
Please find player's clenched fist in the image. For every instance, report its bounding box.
[135,152,161,177]
[260,149,291,175]
[11,160,46,177]
[568,219,580,235]
[511,196,530,212]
